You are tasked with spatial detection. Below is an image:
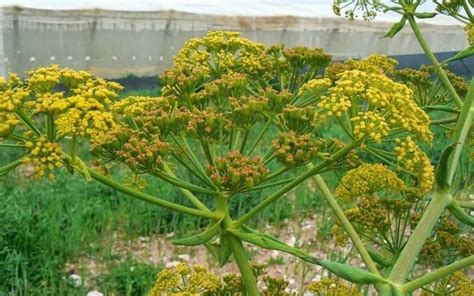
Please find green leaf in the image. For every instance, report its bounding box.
[384,16,407,38]
[172,218,223,246]
[231,226,386,285]
[435,143,456,190]
[414,12,437,18]
[228,228,318,264]
[448,202,474,227]
[367,248,393,267]
[204,236,232,267]
[442,46,474,64]
[317,260,387,285]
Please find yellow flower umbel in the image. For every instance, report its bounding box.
[395,137,435,196]
[307,278,362,296]
[23,135,64,180]
[336,163,405,201]
[272,131,323,167]
[24,92,68,114]
[173,31,270,77]
[148,263,220,296]
[207,151,270,191]
[0,74,30,112]
[0,113,19,138]
[351,111,389,143]
[27,65,62,94]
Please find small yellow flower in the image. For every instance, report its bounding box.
[336,163,405,200]
[22,135,64,180]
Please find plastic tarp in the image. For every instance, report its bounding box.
[0,1,469,78]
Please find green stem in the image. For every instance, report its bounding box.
[226,234,260,296]
[247,119,273,155]
[174,134,215,187]
[235,140,359,227]
[406,14,463,108]
[430,117,457,125]
[162,163,210,211]
[311,173,381,276]
[447,79,473,182]
[0,143,26,148]
[456,200,474,210]
[0,158,24,175]
[88,168,219,220]
[46,114,55,141]
[400,256,474,293]
[152,169,216,195]
[15,109,41,136]
[388,191,453,283]
[70,135,77,165]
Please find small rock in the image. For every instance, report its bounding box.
[69,274,82,287]
[166,232,175,238]
[177,254,190,261]
[165,260,180,268]
[87,291,104,296]
[286,236,296,247]
[139,236,150,243]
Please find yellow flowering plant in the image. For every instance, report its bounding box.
[0,21,472,296]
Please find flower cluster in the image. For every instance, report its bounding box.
[335,163,405,201]
[351,111,389,143]
[229,95,268,127]
[345,54,397,74]
[148,263,220,296]
[320,69,432,143]
[281,105,316,133]
[24,92,67,114]
[173,31,271,77]
[23,135,64,180]
[0,112,19,138]
[185,108,232,142]
[467,25,474,45]
[419,217,474,267]
[298,78,332,96]
[272,131,323,167]
[307,277,362,296]
[395,137,434,196]
[27,64,62,94]
[94,130,171,173]
[0,73,30,112]
[206,151,270,191]
[333,196,414,250]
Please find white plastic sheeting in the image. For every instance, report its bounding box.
[0,0,458,24]
[0,1,468,78]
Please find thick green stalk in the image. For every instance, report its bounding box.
[226,234,260,296]
[311,173,381,276]
[88,168,219,220]
[406,14,463,108]
[400,255,474,293]
[388,191,453,283]
[235,140,359,227]
[216,192,260,295]
[457,200,474,210]
[447,79,473,182]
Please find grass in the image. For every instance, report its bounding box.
[0,151,330,295]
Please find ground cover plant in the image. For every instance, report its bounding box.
[0,0,473,295]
